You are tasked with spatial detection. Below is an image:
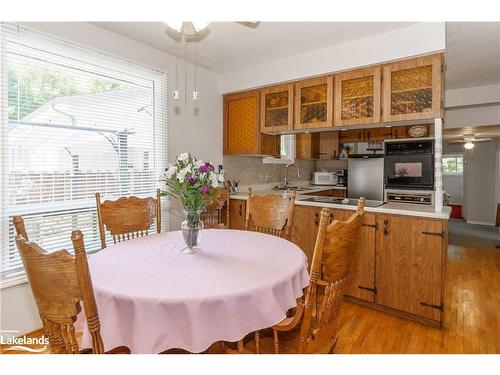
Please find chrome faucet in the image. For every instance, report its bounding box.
[283,163,301,188]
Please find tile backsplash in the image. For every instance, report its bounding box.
[223,156,348,187]
[223,156,316,186]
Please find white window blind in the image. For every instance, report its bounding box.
[0,24,168,288]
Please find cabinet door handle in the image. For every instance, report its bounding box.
[358,285,377,294]
[422,231,445,239]
[314,212,319,226]
[420,302,443,311]
[383,219,389,236]
[238,204,242,216]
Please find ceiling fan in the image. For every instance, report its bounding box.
[164,21,260,42]
[447,134,493,149]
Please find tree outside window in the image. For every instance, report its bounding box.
[442,154,464,175]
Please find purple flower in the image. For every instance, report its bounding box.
[202,186,210,194]
[206,162,215,171]
[199,165,208,173]
[187,175,196,184]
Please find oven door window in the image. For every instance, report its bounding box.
[385,154,434,189]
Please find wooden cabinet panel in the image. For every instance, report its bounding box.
[291,205,323,268]
[228,199,246,230]
[318,132,339,160]
[296,133,320,160]
[324,210,377,302]
[382,53,443,122]
[223,91,280,156]
[260,84,294,133]
[296,131,339,160]
[339,129,366,144]
[376,215,444,321]
[335,67,381,126]
[295,76,334,129]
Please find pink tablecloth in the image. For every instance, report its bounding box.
[81,229,309,353]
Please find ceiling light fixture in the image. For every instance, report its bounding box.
[164,21,209,35]
[464,138,475,150]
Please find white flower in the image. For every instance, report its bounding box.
[165,164,176,179]
[177,153,190,163]
[177,166,191,182]
[210,173,219,188]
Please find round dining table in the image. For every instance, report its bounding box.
[81,229,309,353]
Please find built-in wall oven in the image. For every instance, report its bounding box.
[384,139,434,190]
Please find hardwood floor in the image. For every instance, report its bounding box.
[2,244,498,354]
[335,244,500,353]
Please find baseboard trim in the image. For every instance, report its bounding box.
[466,220,495,226]
[345,295,442,329]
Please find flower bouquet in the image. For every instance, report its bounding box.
[162,153,224,253]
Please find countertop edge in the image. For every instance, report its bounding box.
[229,194,451,220]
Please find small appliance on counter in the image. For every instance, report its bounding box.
[335,169,348,187]
[312,172,337,186]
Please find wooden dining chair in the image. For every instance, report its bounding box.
[13,219,130,354]
[95,189,161,249]
[226,198,366,354]
[244,187,296,240]
[200,187,230,229]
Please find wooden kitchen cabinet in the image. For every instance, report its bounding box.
[295,76,334,130]
[228,199,246,230]
[223,91,280,156]
[330,210,377,302]
[260,83,294,133]
[335,67,381,126]
[295,133,320,160]
[338,129,366,144]
[296,131,339,160]
[375,214,446,323]
[382,53,443,122]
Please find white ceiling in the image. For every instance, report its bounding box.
[445,22,500,90]
[92,22,500,90]
[92,22,414,73]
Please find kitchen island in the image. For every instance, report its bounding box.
[227,186,451,328]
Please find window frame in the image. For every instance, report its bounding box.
[0,24,168,289]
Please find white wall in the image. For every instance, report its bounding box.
[444,84,500,129]
[464,139,498,225]
[1,22,222,336]
[218,23,446,93]
[443,175,463,205]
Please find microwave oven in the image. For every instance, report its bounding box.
[313,172,336,186]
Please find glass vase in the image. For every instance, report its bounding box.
[181,210,204,254]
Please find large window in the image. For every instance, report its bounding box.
[0,24,167,287]
[442,154,464,175]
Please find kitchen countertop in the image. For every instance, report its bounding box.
[229,184,451,220]
[230,185,345,200]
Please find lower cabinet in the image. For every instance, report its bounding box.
[376,214,445,322]
[290,204,446,326]
[228,199,246,230]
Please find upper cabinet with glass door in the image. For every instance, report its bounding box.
[382,54,443,122]
[260,83,294,133]
[334,67,381,126]
[294,76,333,129]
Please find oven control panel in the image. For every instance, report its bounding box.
[386,191,434,205]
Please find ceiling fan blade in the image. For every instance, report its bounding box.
[472,138,493,142]
[236,21,261,29]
